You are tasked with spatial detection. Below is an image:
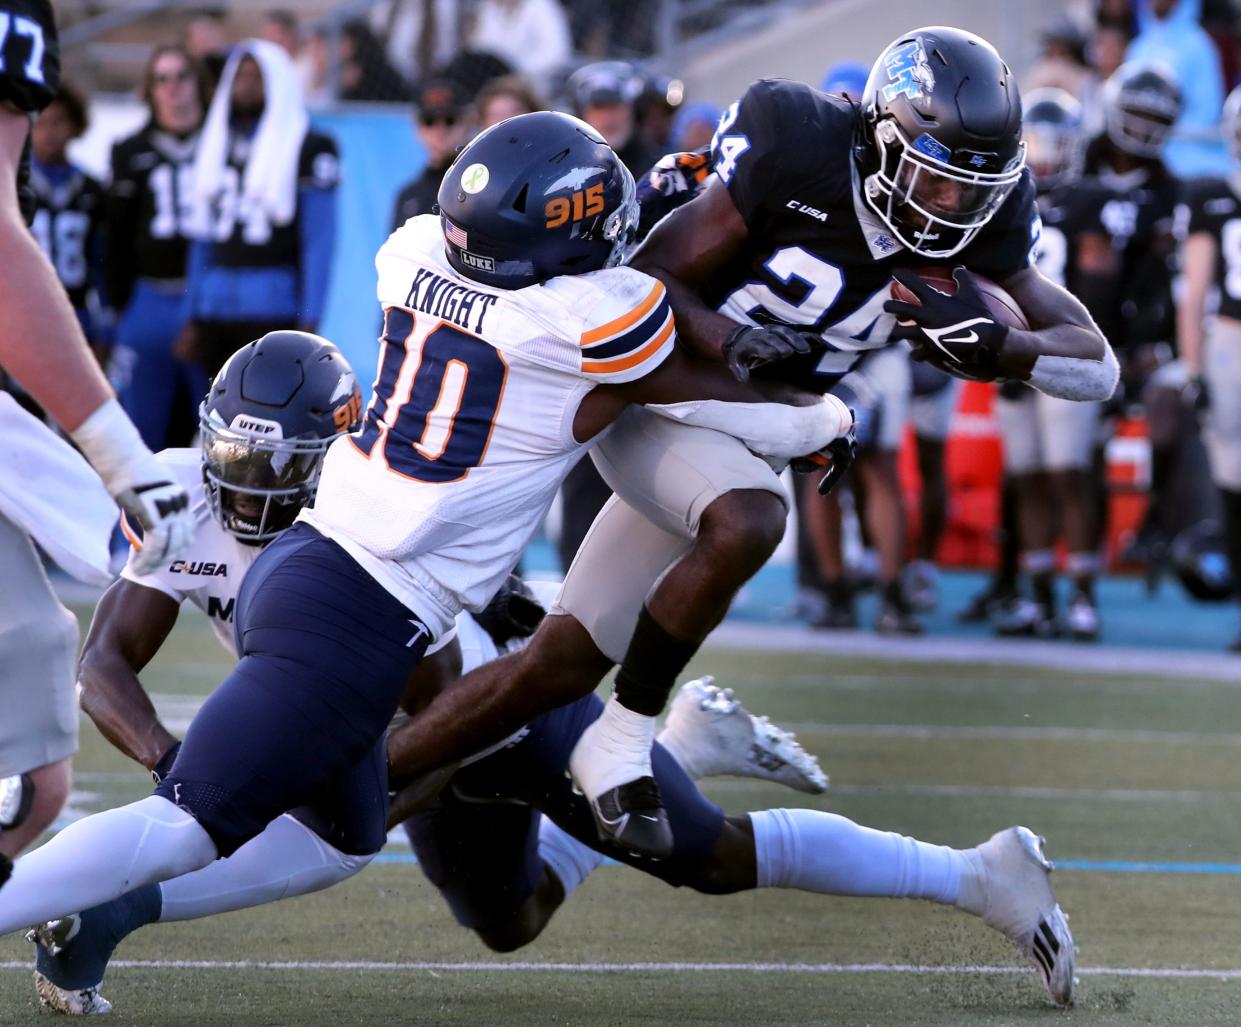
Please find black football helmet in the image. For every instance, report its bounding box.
[199,331,362,544]
[1222,84,1241,163]
[1102,62,1182,159]
[1023,87,1083,191]
[437,110,639,290]
[858,26,1025,258]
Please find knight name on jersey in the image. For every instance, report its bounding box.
[170,560,228,576]
[405,267,499,336]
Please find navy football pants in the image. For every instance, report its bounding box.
[156,524,431,856]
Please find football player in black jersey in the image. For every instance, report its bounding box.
[0,0,194,886]
[994,88,1118,641]
[107,45,209,451]
[1084,63,1184,569]
[1176,84,1241,652]
[27,81,110,354]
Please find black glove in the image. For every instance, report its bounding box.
[721,323,818,382]
[884,267,1009,382]
[1184,374,1210,415]
[151,740,182,785]
[475,575,546,647]
[791,430,858,495]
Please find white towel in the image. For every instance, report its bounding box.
[0,393,118,586]
[192,38,309,233]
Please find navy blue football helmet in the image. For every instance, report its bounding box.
[199,331,361,544]
[437,110,639,289]
[859,26,1025,258]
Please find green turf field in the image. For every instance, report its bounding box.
[2,606,1240,1025]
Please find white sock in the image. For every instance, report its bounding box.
[537,817,603,900]
[158,814,373,922]
[750,808,964,904]
[0,796,216,935]
[570,694,657,798]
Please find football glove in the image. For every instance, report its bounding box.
[69,398,195,576]
[791,429,857,495]
[721,323,819,382]
[884,267,1009,382]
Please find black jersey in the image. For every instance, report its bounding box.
[201,128,339,269]
[0,0,57,114]
[106,125,199,309]
[1178,176,1241,323]
[1083,137,1179,349]
[1033,178,1110,291]
[28,160,105,309]
[708,79,1039,392]
[391,163,447,231]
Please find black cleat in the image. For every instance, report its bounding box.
[589,776,674,860]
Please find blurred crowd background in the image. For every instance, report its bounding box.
[18,0,1241,652]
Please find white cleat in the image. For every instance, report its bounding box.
[34,972,112,1016]
[958,826,1077,1006]
[658,677,828,794]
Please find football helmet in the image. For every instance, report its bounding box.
[1222,84,1241,163]
[1023,87,1083,191]
[437,110,639,289]
[199,331,361,544]
[858,25,1025,258]
[1102,62,1182,159]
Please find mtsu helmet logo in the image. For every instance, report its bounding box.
[882,39,935,107]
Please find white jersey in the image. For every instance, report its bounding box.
[303,215,675,635]
[120,449,262,657]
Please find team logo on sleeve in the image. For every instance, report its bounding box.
[881,39,935,107]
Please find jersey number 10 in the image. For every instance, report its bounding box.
[352,308,508,483]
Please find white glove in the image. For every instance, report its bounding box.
[69,398,195,575]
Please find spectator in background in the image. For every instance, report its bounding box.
[469,0,572,95]
[107,46,210,451]
[475,74,543,129]
[635,73,684,155]
[181,40,339,378]
[1026,18,1093,100]
[566,0,659,60]
[368,0,462,89]
[301,28,334,110]
[567,61,661,175]
[260,8,322,103]
[28,83,110,361]
[1127,0,1228,177]
[391,78,469,228]
[184,8,231,87]
[669,101,719,152]
[340,19,413,102]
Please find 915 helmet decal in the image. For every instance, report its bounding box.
[859,25,1026,258]
[199,330,362,543]
[436,110,639,290]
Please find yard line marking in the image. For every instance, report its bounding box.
[785,722,1241,745]
[367,852,1241,875]
[3,959,1240,979]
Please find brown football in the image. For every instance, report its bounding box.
[890,267,1030,330]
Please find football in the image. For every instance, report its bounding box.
[890,267,1030,330]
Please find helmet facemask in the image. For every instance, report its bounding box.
[1024,122,1079,190]
[200,408,334,544]
[864,118,1025,258]
[601,163,639,268]
[1105,88,1179,158]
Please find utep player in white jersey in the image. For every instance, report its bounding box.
[0,112,851,954]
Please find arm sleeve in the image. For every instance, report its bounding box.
[577,276,676,384]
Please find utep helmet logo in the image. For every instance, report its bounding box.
[882,39,935,107]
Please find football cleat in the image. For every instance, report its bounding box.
[994,597,1060,639]
[1065,592,1101,642]
[658,677,828,793]
[957,826,1077,1006]
[34,971,112,1017]
[876,596,924,635]
[587,777,674,860]
[570,708,673,860]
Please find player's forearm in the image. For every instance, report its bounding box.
[77,653,177,771]
[645,269,737,362]
[1177,297,1207,377]
[998,325,1117,402]
[0,208,115,431]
